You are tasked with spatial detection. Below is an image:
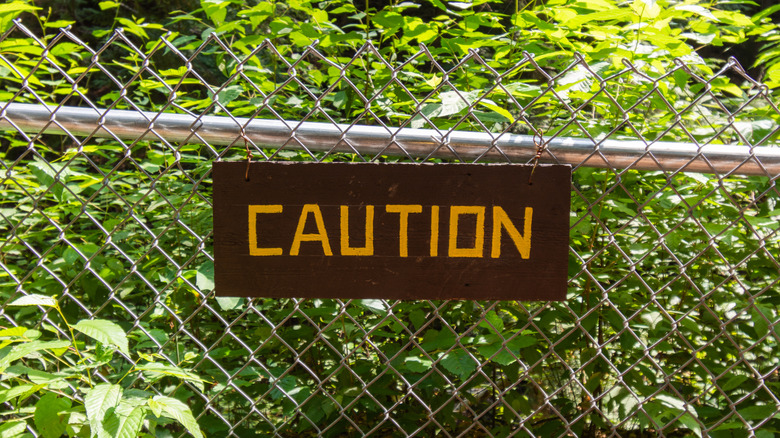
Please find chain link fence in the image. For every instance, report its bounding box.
[1,20,780,437]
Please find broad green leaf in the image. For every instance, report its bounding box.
[478,311,504,333]
[492,336,537,365]
[73,319,129,356]
[673,4,718,22]
[477,101,514,123]
[215,297,244,311]
[655,394,687,412]
[357,299,386,314]
[420,329,456,352]
[148,398,163,417]
[98,1,119,10]
[440,349,477,379]
[752,305,771,338]
[27,369,67,389]
[196,261,214,292]
[721,374,749,392]
[631,0,660,20]
[8,294,57,307]
[713,421,744,431]
[136,362,207,392]
[753,4,780,22]
[425,74,442,88]
[678,412,702,438]
[0,2,40,16]
[738,404,777,420]
[403,356,432,373]
[565,9,634,28]
[0,327,29,338]
[43,19,75,28]
[34,393,71,438]
[0,420,28,438]
[85,383,122,438]
[411,90,482,128]
[151,396,204,438]
[0,340,72,372]
[202,0,228,25]
[712,9,753,27]
[103,404,145,438]
[213,85,243,106]
[0,384,43,404]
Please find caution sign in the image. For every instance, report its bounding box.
[213,162,570,300]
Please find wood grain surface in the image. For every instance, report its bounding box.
[213,162,571,300]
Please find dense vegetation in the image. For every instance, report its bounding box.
[1,0,779,437]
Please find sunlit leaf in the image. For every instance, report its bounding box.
[151,396,204,438]
[73,320,129,356]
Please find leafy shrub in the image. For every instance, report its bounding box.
[1,295,205,438]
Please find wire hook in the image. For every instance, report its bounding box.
[243,127,251,181]
[528,131,545,185]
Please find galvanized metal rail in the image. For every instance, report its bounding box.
[2,102,778,176]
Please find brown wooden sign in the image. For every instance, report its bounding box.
[213,162,570,300]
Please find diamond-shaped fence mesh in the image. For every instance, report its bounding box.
[1,20,779,437]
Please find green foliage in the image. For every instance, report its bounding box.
[1,0,780,436]
[0,297,205,438]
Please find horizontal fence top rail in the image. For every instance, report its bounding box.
[2,102,780,176]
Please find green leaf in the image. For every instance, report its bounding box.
[0,2,40,16]
[43,19,75,28]
[753,3,780,22]
[202,0,228,25]
[34,393,71,438]
[0,384,43,404]
[565,9,634,28]
[752,305,771,338]
[0,327,30,338]
[420,329,456,352]
[103,404,145,438]
[631,0,661,19]
[214,85,243,106]
[678,412,702,438]
[478,311,504,333]
[738,404,777,420]
[0,420,28,438]
[0,340,72,372]
[655,394,687,412]
[477,101,514,123]
[411,90,482,128]
[73,319,129,356]
[403,356,432,373]
[673,4,718,22]
[27,369,67,389]
[136,362,207,392]
[8,294,58,307]
[151,396,204,438]
[196,261,214,292]
[722,374,749,392]
[215,297,244,311]
[98,1,119,10]
[357,299,386,314]
[493,336,536,365]
[440,349,477,379]
[148,398,163,417]
[85,384,122,437]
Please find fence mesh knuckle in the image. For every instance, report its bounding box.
[1,20,780,437]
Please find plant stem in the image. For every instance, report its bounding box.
[55,304,93,388]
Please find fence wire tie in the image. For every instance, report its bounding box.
[528,131,545,185]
